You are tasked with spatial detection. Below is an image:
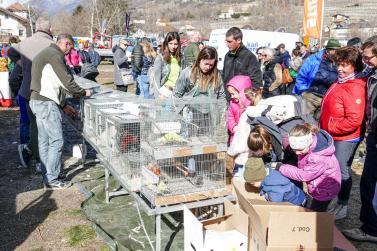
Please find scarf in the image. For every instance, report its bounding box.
[338,72,355,84]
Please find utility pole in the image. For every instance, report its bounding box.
[27,3,33,36]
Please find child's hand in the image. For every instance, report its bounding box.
[233,125,239,132]
[271,162,283,171]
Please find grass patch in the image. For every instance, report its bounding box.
[98,244,112,251]
[65,224,96,247]
[66,208,83,217]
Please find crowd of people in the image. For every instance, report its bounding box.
[3,19,377,243]
[114,26,376,243]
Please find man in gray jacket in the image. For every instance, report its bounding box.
[13,17,53,169]
[30,34,91,189]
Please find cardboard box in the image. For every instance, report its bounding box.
[232,179,266,201]
[233,183,356,251]
[184,200,248,251]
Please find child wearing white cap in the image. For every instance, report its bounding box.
[274,123,341,212]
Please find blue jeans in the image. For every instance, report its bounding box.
[334,140,360,205]
[360,133,377,236]
[30,100,63,183]
[132,71,140,95]
[17,95,30,144]
[137,74,153,99]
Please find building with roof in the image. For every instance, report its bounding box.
[0,2,31,42]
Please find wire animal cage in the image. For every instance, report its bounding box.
[140,152,227,206]
[82,93,134,142]
[141,97,228,159]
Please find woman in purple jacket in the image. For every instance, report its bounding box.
[275,123,341,212]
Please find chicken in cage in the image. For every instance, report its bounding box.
[140,152,227,206]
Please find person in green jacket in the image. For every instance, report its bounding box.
[183,32,200,69]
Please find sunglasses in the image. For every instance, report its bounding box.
[362,55,376,62]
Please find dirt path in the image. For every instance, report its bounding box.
[0,110,107,251]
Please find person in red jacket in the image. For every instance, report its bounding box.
[320,46,367,220]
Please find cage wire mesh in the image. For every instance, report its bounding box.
[140,152,227,206]
[82,94,135,142]
[140,97,228,159]
[82,96,228,204]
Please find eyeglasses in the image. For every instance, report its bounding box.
[362,55,376,62]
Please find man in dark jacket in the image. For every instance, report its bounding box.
[29,34,91,189]
[88,44,101,67]
[222,27,262,101]
[293,38,340,120]
[343,36,377,243]
[276,43,291,68]
[78,43,91,64]
[131,37,150,95]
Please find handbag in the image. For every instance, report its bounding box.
[282,68,293,84]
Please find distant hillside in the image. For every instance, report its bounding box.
[27,0,80,14]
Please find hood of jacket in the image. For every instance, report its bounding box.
[263,168,291,187]
[249,116,282,145]
[112,45,123,53]
[226,75,252,106]
[309,129,335,156]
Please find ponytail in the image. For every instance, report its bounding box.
[244,87,263,105]
[247,125,272,155]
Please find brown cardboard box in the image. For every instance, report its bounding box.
[184,200,248,251]
[234,183,357,251]
[232,179,266,201]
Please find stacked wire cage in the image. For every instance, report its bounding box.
[138,97,228,206]
[99,101,157,191]
[82,92,135,145]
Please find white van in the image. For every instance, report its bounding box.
[208,29,300,70]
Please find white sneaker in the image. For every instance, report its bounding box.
[331,204,348,220]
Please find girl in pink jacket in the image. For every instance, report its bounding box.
[65,48,82,74]
[226,75,252,143]
[276,124,341,212]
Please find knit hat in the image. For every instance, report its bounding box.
[288,133,313,150]
[243,157,267,183]
[325,38,341,49]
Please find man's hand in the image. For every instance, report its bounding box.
[63,105,77,117]
[85,89,92,97]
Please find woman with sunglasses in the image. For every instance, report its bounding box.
[151,32,182,98]
[320,46,367,220]
[259,47,283,98]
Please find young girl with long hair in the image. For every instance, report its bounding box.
[137,39,157,98]
[152,32,182,98]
